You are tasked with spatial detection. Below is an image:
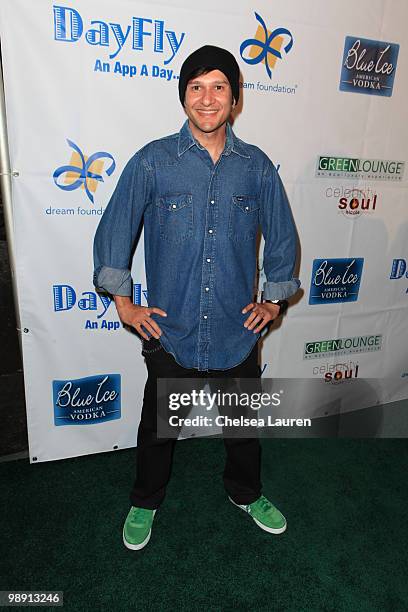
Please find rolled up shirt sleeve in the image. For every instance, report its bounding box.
[93,151,151,296]
[260,159,300,301]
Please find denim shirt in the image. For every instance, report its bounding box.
[93,120,300,371]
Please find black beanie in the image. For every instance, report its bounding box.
[178,45,240,105]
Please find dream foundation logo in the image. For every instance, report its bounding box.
[240,12,293,79]
[53,139,116,203]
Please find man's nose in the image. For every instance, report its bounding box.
[201,87,215,106]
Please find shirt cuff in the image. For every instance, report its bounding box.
[93,266,132,296]
[263,279,300,300]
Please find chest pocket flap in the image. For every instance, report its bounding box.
[229,195,260,242]
[156,193,193,243]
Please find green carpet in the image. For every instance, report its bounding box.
[1,438,407,611]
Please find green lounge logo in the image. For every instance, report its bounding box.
[316,156,404,181]
[304,335,382,360]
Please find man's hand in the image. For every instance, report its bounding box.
[114,296,167,341]
[242,302,280,334]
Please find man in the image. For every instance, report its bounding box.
[93,45,300,550]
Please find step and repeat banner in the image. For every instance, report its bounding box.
[0,0,407,461]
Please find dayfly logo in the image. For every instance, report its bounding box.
[52,283,148,329]
[240,12,293,79]
[390,259,408,294]
[53,284,114,320]
[53,5,185,64]
[53,139,116,203]
[304,335,383,360]
[316,156,404,182]
[340,36,399,97]
[309,258,364,304]
[53,374,121,425]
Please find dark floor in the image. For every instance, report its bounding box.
[1,437,407,611]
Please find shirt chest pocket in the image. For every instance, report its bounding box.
[229,195,260,242]
[156,194,193,243]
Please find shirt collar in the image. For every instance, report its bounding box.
[177,120,251,159]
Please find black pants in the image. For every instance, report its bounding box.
[130,340,262,509]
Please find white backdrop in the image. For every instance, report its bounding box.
[0,0,407,462]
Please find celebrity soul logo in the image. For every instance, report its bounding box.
[337,187,377,218]
[53,374,121,425]
[53,139,116,203]
[240,12,294,79]
[340,36,399,97]
[324,363,359,383]
[309,258,364,304]
[324,185,379,219]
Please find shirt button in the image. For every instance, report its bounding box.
[203,315,208,319]
[245,206,249,211]
[210,200,215,204]
[171,204,177,209]
[208,229,213,234]
[205,287,209,292]
[206,258,211,263]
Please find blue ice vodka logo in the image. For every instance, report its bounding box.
[309,258,364,304]
[340,36,399,97]
[53,374,121,425]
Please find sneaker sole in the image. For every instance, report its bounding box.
[122,510,156,550]
[229,497,287,534]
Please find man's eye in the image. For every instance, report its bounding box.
[215,85,223,90]
[192,85,200,91]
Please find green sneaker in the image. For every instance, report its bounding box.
[122,506,156,550]
[229,495,287,534]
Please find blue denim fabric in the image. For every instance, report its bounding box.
[93,120,300,371]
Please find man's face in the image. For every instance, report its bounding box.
[184,69,234,137]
